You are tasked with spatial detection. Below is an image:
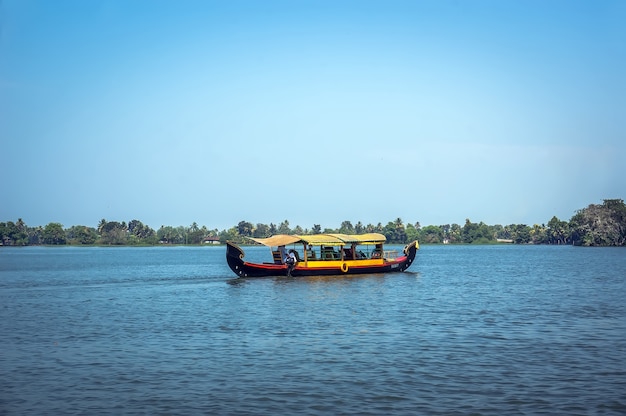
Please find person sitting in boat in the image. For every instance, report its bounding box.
[371,244,383,259]
[285,249,297,276]
[322,246,339,260]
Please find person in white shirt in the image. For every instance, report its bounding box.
[285,249,297,276]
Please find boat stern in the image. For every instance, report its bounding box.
[226,241,247,277]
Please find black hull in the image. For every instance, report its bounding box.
[226,240,418,278]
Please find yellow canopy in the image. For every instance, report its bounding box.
[248,235,301,247]
[248,233,386,247]
[298,234,345,246]
[326,233,387,244]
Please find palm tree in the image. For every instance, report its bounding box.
[98,219,107,235]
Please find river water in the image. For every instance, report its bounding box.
[1,245,625,415]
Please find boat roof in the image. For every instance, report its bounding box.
[248,233,386,247]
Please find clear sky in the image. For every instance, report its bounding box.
[1,0,625,231]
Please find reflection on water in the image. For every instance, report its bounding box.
[1,245,625,415]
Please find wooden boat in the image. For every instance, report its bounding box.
[226,233,419,278]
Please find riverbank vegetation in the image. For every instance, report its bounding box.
[1,199,624,247]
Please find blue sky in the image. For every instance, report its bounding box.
[1,0,624,231]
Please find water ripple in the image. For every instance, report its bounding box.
[1,245,625,414]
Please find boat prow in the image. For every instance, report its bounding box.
[399,240,419,272]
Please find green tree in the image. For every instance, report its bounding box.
[66,225,98,245]
[383,218,407,243]
[157,226,176,244]
[0,219,29,245]
[14,219,28,245]
[187,223,206,244]
[219,227,243,243]
[449,223,462,243]
[546,216,570,245]
[127,220,156,244]
[175,226,187,244]
[405,223,419,242]
[530,224,547,244]
[277,220,291,234]
[98,219,107,235]
[0,222,12,245]
[570,199,626,246]
[507,224,531,244]
[100,221,127,245]
[42,222,66,245]
[0,221,26,245]
[393,218,407,243]
[28,226,44,245]
[254,223,270,238]
[368,223,383,233]
[462,219,494,243]
[339,221,355,234]
[603,198,626,245]
[383,222,395,242]
[420,225,443,244]
[237,221,254,237]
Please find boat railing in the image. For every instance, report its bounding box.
[384,250,399,259]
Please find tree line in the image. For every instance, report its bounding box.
[1,199,625,247]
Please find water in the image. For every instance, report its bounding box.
[1,245,625,415]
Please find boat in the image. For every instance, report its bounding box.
[226,233,419,278]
